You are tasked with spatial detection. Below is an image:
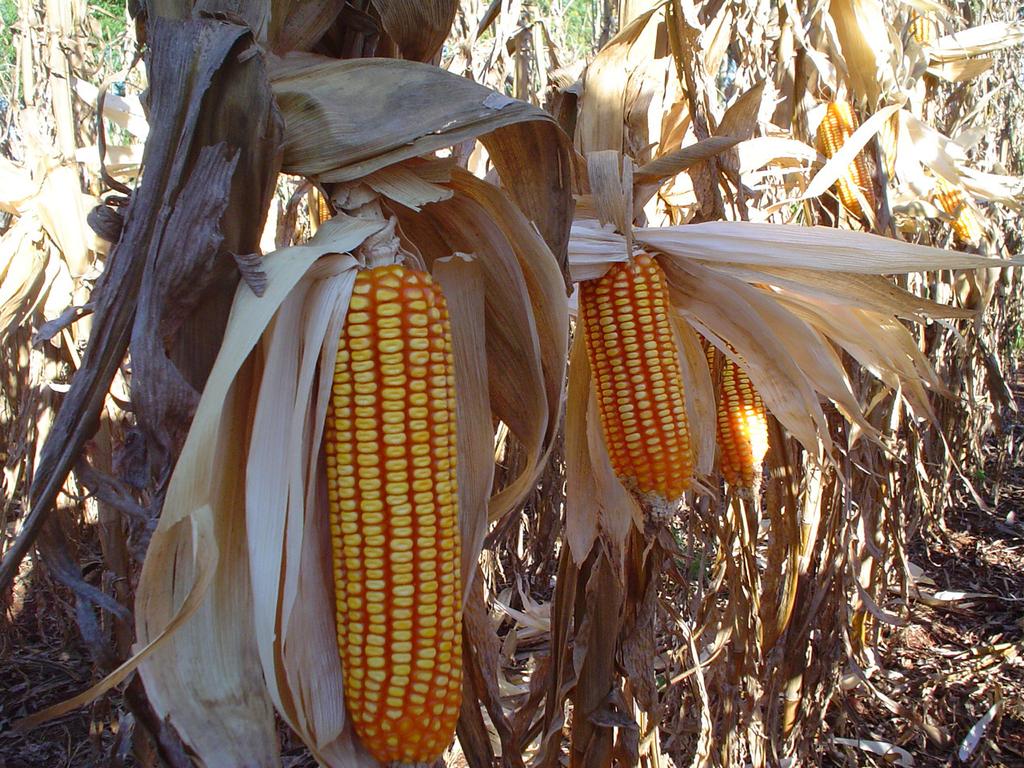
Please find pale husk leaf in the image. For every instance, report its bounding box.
[576,6,663,154]
[567,219,1012,281]
[660,258,836,456]
[901,111,968,184]
[735,137,819,176]
[131,216,383,765]
[927,21,1024,63]
[565,329,601,564]
[927,57,994,81]
[672,316,717,477]
[630,221,1014,273]
[634,136,742,184]
[434,254,495,599]
[0,156,39,215]
[390,171,568,524]
[779,297,944,421]
[246,255,358,752]
[585,386,644,549]
[372,0,458,62]
[828,0,899,106]
[709,264,976,320]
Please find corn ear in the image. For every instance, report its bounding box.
[579,254,694,509]
[326,264,462,765]
[817,101,877,219]
[933,178,984,246]
[705,343,769,492]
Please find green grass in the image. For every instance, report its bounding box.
[1,0,16,100]
[538,0,600,60]
[91,0,127,40]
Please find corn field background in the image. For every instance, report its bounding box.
[1,1,1023,767]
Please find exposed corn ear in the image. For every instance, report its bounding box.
[817,101,877,219]
[706,345,769,491]
[579,254,693,509]
[933,178,984,246]
[326,264,462,766]
[908,12,938,46]
[316,190,333,225]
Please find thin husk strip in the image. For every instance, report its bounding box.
[634,136,742,184]
[672,316,717,477]
[585,386,643,554]
[706,264,976,320]
[434,254,495,599]
[565,329,600,564]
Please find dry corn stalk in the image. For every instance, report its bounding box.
[326,265,462,765]
[816,101,877,219]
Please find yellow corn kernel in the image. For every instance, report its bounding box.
[326,264,462,766]
[579,254,693,507]
[933,177,983,246]
[817,101,877,219]
[706,344,769,491]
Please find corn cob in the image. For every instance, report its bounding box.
[316,191,333,224]
[933,177,983,246]
[579,254,693,508]
[706,344,769,491]
[817,101,876,219]
[907,12,937,46]
[325,264,462,766]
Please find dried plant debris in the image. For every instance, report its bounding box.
[1,0,1023,767]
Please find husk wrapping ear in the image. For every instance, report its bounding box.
[134,218,382,763]
[567,213,1018,465]
[269,53,574,268]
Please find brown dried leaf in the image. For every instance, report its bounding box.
[371,0,457,61]
[270,52,573,270]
